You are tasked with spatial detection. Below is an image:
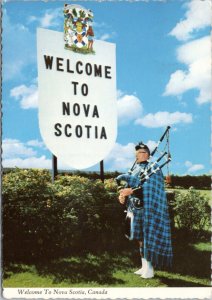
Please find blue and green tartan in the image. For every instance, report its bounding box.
[127,162,173,268]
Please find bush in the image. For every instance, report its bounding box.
[173,189,210,238]
[2,169,124,262]
[104,178,118,193]
[52,175,123,254]
[3,168,55,261]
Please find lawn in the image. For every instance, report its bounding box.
[3,239,211,288]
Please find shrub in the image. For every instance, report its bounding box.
[3,168,55,261]
[52,176,124,254]
[2,170,124,262]
[173,189,210,238]
[104,178,119,193]
[53,176,105,252]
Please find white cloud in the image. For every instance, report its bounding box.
[10,83,38,109]
[2,138,51,169]
[117,89,124,98]
[105,140,159,171]
[3,7,62,81]
[185,160,204,173]
[2,137,76,170]
[3,156,51,169]
[135,111,192,128]
[93,21,116,41]
[169,0,211,41]
[41,13,57,28]
[177,36,210,65]
[2,139,37,159]
[164,36,211,104]
[99,33,111,41]
[3,9,36,81]
[99,32,116,41]
[146,140,158,152]
[26,140,46,148]
[3,155,87,170]
[105,142,135,171]
[117,94,143,125]
[165,0,211,105]
[28,8,63,29]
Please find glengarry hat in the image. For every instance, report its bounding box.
[135,142,150,155]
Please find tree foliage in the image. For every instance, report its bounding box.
[170,175,210,189]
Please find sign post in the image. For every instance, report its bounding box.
[52,155,58,182]
[100,160,104,183]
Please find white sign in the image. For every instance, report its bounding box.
[37,28,117,169]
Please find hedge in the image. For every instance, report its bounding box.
[3,169,124,262]
[3,169,210,189]
[169,175,210,189]
[2,169,210,262]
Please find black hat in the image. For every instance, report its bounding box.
[135,142,150,154]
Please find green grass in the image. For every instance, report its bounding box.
[3,241,211,288]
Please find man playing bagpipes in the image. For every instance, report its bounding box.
[117,134,173,279]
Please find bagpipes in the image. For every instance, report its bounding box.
[115,126,171,210]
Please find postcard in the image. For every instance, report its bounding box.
[1,0,211,299]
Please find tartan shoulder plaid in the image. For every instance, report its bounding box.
[129,162,173,268]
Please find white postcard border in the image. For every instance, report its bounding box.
[2,287,212,299]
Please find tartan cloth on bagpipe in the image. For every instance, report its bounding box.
[126,209,144,241]
[127,162,173,268]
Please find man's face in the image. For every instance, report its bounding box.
[136,149,149,163]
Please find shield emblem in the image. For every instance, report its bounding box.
[37,27,117,169]
[64,4,95,54]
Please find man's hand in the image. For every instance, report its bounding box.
[118,188,133,205]
[120,188,133,197]
[118,194,126,205]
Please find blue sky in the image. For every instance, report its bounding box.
[2,0,211,175]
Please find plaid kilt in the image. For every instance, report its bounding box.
[127,162,173,268]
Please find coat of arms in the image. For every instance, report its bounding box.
[64,4,95,54]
